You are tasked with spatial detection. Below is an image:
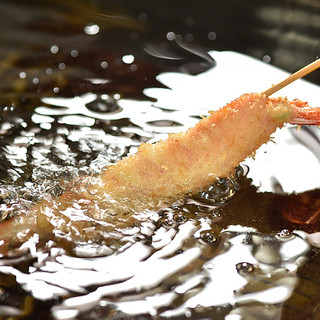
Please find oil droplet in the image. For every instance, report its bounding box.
[86,96,121,113]
[84,23,100,35]
[50,45,59,54]
[208,31,217,41]
[200,231,217,244]
[185,310,192,317]
[19,72,26,79]
[101,61,108,69]
[236,262,254,274]
[262,54,271,63]
[130,64,138,72]
[166,32,176,41]
[70,50,78,58]
[122,55,135,64]
[276,229,293,241]
[200,177,236,203]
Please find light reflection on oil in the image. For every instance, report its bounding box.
[0,51,320,319]
[1,223,305,319]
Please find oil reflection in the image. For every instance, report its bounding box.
[0,51,320,319]
[0,222,309,319]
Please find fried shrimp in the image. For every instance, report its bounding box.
[93,93,320,199]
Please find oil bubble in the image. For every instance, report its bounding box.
[84,23,100,35]
[122,55,135,64]
[100,61,108,69]
[236,262,254,274]
[50,45,59,54]
[19,72,26,79]
[200,231,217,244]
[276,229,294,241]
[70,50,78,58]
[166,32,176,41]
[86,96,121,114]
[208,31,217,41]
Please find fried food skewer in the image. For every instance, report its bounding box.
[94,94,320,201]
[92,58,320,201]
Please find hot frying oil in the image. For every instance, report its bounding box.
[0,1,319,319]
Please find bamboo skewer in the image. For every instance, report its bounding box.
[263,58,320,97]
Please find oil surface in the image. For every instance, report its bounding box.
[0,1,320,320]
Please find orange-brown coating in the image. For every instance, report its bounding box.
[96,93,319,199]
